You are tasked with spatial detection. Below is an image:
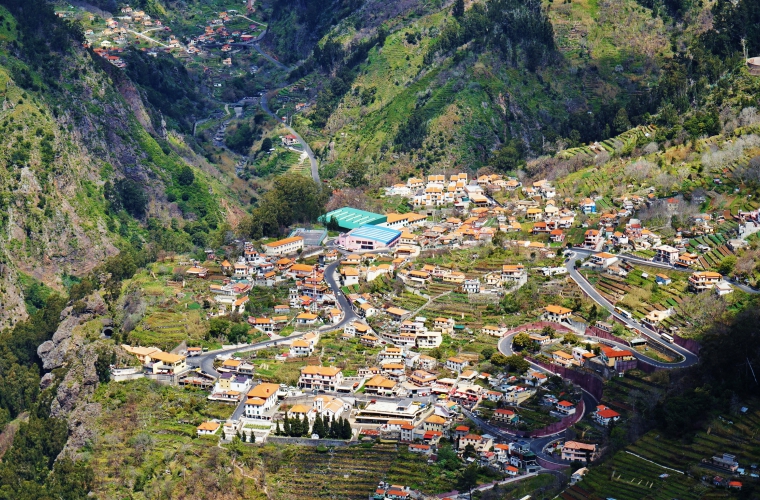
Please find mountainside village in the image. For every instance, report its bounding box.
[105,170,759,497]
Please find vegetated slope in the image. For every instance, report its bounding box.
[263,0,366,65]
[0,0,233,330]
[292,0,677,186]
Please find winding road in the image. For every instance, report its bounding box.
[187,257,356,378]
[260,91,320,183]
[565,249,696,368]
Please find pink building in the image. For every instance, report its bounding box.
[336,225,401,251]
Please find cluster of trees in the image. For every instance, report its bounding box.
[104,178,149,219]
[275,414,352,439]
[238,173,329,239]
[425,0,555,71]
[310,27,388,128]
[651,0,759,137]
[225,120,262,155]
[207,318,251,344]
[268,0,363,65]
[122,49,209,133]
[490,352,529,373]
[1,0,84,89]
[0,287,93,498]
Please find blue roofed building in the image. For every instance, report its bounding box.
[336,225,402,251]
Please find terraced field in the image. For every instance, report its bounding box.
[259,444,455,499]
[574,402,760,500]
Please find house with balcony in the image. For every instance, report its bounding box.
[446,357,469,373]
[580,198,596,214]
[501,264,526,282]
[561,441,598,462]
[654,245,680,264]
[298,366,344,391]
[415,330,442,348]
[147,352,187,375]
[364,375,398,396]
[589,252,618,269]
[584,229,601,248]
[244,383,280,419]
[599,346,635,367]
[689,271,722,292]
[493,408,519,424]
[556,400,576,415]
[552,350,576,367]
[544,304,572,322]
[593,405,621,426]
[482,325,506,337]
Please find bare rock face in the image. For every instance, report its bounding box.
[40,372,56,390]
[34,292,113,457]
[50,343,100,418]
[37,294,107,371]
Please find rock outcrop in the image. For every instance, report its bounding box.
[37,294,108,371]
[36,293,113,457]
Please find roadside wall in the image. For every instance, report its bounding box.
[673,334,701,355]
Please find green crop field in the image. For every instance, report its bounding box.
[573,373,760,500]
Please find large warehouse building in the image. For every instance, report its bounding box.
[319,207,387,230]
[336,225,402,251]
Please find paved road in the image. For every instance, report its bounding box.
[260,91,320,183]
[188,256,357,378]
[251,43,291,71]
[323,259,359,328]
[572,247,760,294]
[127,28,167,47]
[565,250,698,368]
[187,335,306,378]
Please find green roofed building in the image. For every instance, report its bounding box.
[319,207,387,230]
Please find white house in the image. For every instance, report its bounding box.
[446,357,468,373]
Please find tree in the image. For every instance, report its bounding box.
[481,347,495,360]
[506,354,529,374]
[238,174,328,238]
[612,323,627,338]
[718,255,736,276]
[228,323,250,344]
[452,0,465,18]
[113,178,148,218]
[177,166,195,186]
[542,326,556,338]
[208,318,230,339]
[313,414,325,438]
[342,418,352,439]
[490,140,525,172]
[512,332,534,351]
[344,160,367,188]
[490,353,509,366]
[260,137,273,152]
[457,463,479,494]
[563,333,580,345]
[94,349,115,383]
[501,293,519,314]
[613,107,631,134]
[437,442,459,471]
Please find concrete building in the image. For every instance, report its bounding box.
[336,225,402,251]
[263,236,304,256]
